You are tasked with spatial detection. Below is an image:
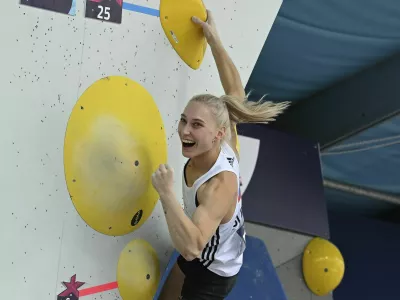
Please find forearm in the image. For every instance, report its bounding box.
[159,192,202,260]
[210,39,245,98]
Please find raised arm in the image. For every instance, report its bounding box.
[192,11,245,99]
[192,11,245,154]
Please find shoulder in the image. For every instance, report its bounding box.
[197,171,238,204]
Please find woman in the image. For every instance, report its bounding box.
[152,10,289,300]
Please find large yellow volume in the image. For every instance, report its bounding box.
[63,76,167,236]
[160,0,208,70]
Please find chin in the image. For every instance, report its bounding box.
[182,144,201,158]
[182,148,195,158]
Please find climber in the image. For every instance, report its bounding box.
[151,10,289,299]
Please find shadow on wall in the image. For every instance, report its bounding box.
[324,187,398,219]
[328,211,400,300]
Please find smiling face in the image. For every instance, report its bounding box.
[178,101,225,158]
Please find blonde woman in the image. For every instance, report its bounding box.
[152,10,289,300]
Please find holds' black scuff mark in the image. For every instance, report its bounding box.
[146,274,150,280]
[131,210,143,226]
[81,106,84,110]
[134,160,139,166]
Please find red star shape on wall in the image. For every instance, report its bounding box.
[58,275,85,298]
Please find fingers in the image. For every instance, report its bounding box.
[206,9,213,22]
[154,164,173,174]
[159,164,167,173]
[192,9,212,26]
[191,16,205,26]
[165,164,174,174]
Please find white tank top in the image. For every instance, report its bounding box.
[182,141,246,277]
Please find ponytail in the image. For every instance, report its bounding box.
[189,93,290,142]
[220,94,290,125]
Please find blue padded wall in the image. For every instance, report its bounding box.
[329,212,400,300]
[246,0,400,214]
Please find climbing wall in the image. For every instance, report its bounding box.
[0,0,283,299]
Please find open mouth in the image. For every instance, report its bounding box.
[182,139,196,148]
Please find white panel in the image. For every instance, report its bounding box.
[0,0,282,298]
[237,135,260,195]
[245,222,312,267]
[0,1,86,299]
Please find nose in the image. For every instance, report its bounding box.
[180,123,191,136]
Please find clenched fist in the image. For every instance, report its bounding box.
[152,164,175,197]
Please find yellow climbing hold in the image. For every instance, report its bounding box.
[303,237,345,296]
[64,76,167,236]
[160,0,208,70]
[117,239,160,300]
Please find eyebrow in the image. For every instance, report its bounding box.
[181,114,205,124]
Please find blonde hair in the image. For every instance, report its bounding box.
[189,93,290,141]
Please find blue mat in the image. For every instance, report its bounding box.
[154,236,287,300]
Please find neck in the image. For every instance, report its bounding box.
[190,143,221,173]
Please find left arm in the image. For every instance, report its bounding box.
[154,166,237,261]
[158,191,203,260]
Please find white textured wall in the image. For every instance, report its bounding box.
[0,0,282,299]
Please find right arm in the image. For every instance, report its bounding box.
[210,40,245,99]
[193,11,245,99]
[192,11,244,155]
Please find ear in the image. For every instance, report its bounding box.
[215,126,226,141]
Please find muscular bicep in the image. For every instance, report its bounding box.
[191,204,224,248]
[191,173,237,248]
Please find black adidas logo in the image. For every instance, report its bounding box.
[227,157,235,167]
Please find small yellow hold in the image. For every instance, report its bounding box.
[117,239,160,300]
[302,237,345,296]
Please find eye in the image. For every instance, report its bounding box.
[193,122,202,127]
[180,117,186,123]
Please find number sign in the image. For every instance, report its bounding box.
[85,0,122,24]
